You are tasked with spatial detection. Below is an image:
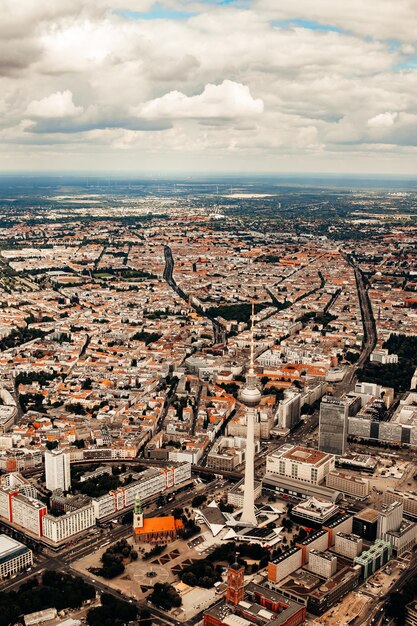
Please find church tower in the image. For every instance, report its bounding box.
[226,560,245,605]
[133,493,144,535]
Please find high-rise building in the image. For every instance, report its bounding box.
[278,390,301,430]
[319,397,356,456]
[238,304,261,527]
[377,501,403,541]
[45,449,71,493]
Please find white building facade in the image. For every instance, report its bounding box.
[45,449,71,492]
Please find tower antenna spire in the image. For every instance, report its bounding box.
[249,301,255,374]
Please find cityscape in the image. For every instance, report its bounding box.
[1,1,417,626]
[0,177,415,626]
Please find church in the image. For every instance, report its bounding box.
[133,494,183,544]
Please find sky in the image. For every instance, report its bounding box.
[1,0,417,175]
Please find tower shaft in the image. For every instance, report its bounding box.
[240,407,257,526]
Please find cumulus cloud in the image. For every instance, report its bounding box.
[367,112,398,128]
[0,0,417,172]
[26,91,83,119]
[135,80,264,120]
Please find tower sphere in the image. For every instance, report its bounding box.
[239,385,262,407]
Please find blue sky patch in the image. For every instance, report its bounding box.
[115,0,246,21]
[272,18,345,34]
[115,4,195,20]
[395,58,417,70]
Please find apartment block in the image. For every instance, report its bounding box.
[45,449,71,493]
[42,504,95,543]
[308,550,337,578]
[267,547,303,584]
[384,489,417,521]
[326,470,370,499]
[334,532,363,559]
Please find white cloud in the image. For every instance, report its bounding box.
[255,0,417,42]
[367,112,398,128]
[0,0,417,173]
[26,91,83,119]
[136,80,264,120]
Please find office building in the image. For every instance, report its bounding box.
[377,501,403,541]
[405,600,417,626]
[267,547,303,584]
[42,504,95,544]
[354,540,391,579]
[319,396,359,456]
[278,390,301,430]
[307,566,361,616]
[12,494,47,536]
[296,530,329,565]
[352,508,379,541]
[385,520,417,556]
[0,535,33,579]
[227,478,262,509]
[207,436,260,472]
[323,513,353,547]
[348,391,417,447]
[266,444,335,485]
[91,462,191,519]
[45,449,71,493]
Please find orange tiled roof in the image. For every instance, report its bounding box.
[134,516,183,535]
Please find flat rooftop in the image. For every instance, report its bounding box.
[0,534,30,564]
[354,508,379,523]
[281,446,331,466]
[328,470,369,484]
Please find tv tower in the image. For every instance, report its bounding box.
[238,303,261,527]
